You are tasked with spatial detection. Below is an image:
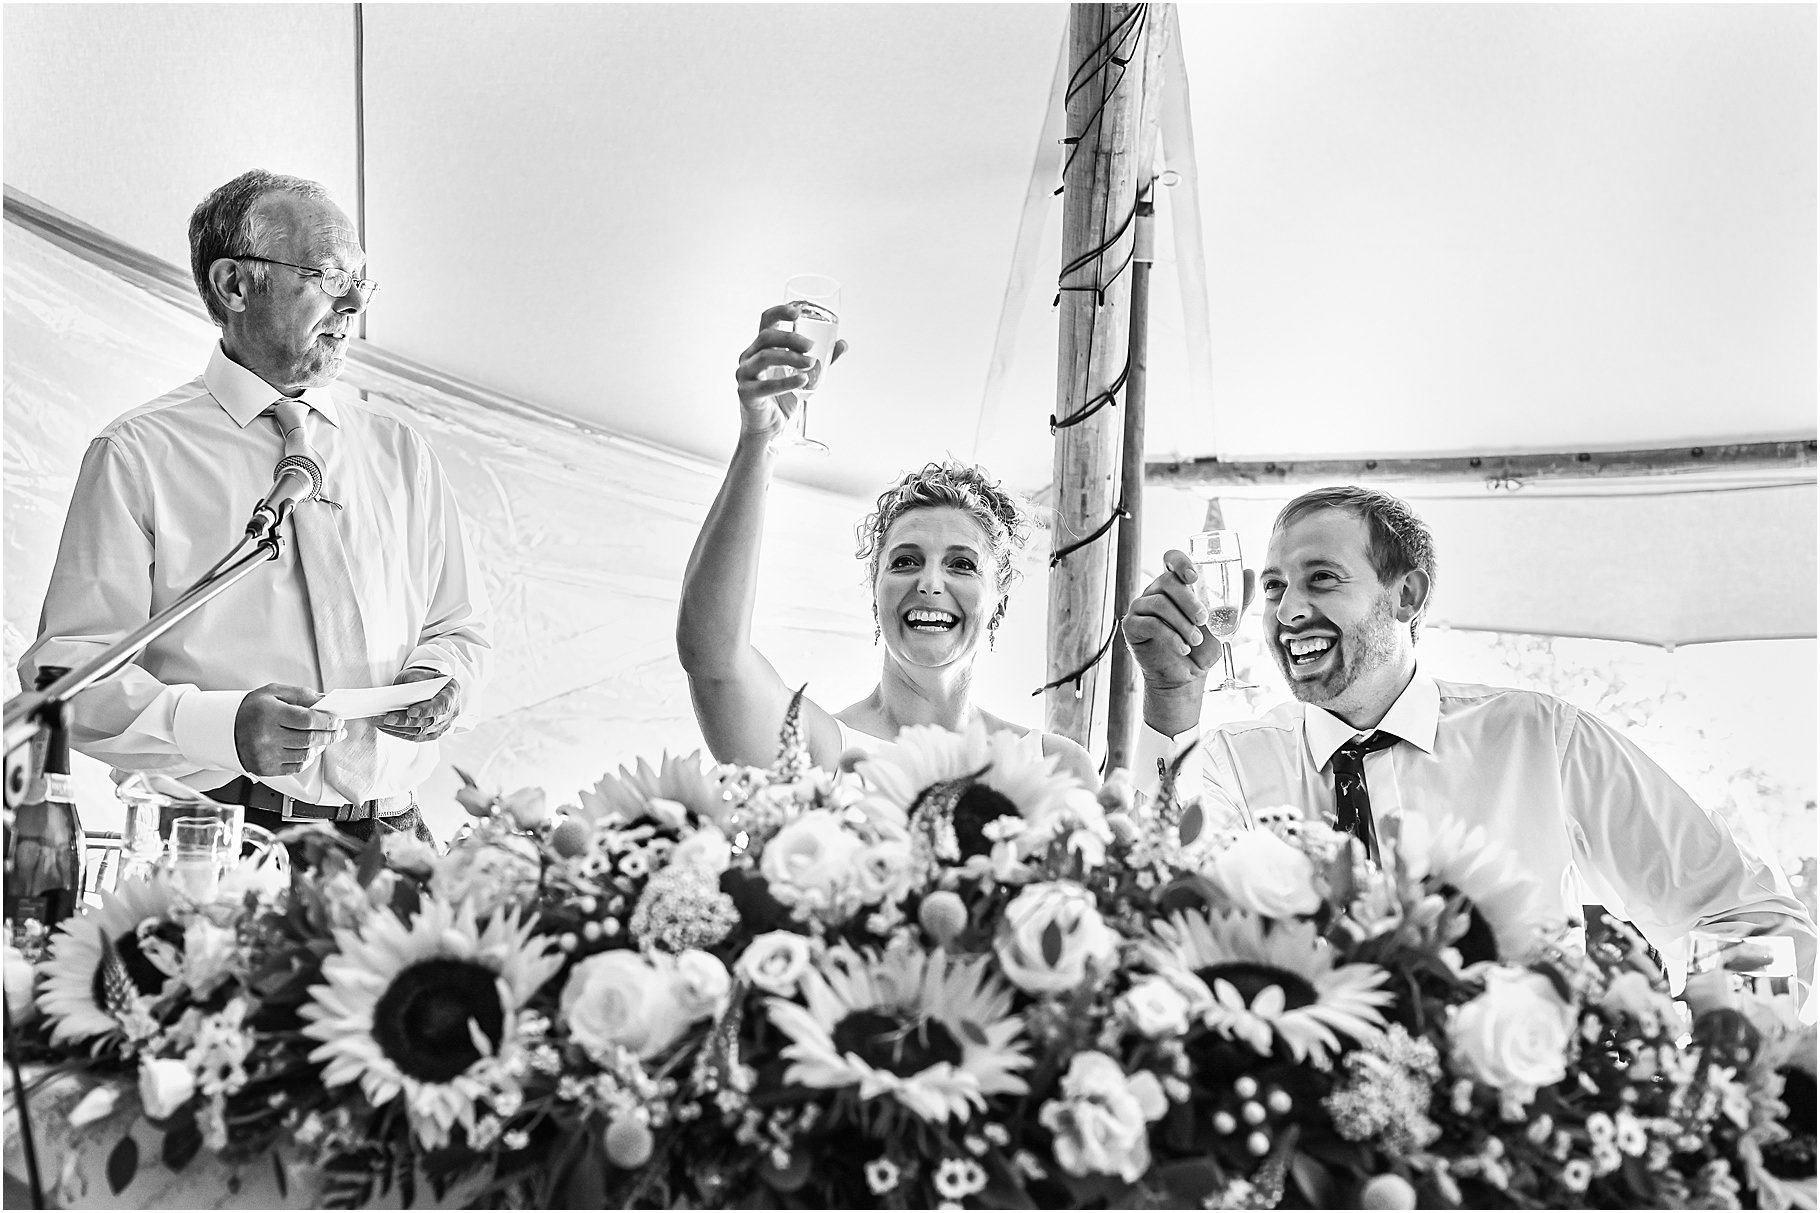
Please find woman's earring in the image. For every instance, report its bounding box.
[874,625,881,647]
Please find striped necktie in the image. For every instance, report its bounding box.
[1329,729,1400,863]
[270,398,378,802]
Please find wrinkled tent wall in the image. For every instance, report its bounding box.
[2,221,1057,840]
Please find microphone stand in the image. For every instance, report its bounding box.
[2,518,289,808]
[0,508,292,1209]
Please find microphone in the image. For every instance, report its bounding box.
[246,454,323,537]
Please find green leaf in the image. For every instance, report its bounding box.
[1290,1152,1341,1208]
[354,829,387,887]
[558,1136,610,1208]
[1042,921,1066,967]
[389,875,422,921]
[106,1135,139,1195]
[161,1118,203,1172]
[1154,1158,1221,1206]
[1178,802,1205,846]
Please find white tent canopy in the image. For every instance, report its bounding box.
[3,4,1813,825]
[5,2,1810,651]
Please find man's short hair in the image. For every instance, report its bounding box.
[188,170,332,327]
[1274,485,1437,642]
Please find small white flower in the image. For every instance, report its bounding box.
[1614,1110,1648,1156]
[933,1158,974,1200]
[864,1157,900,1195]
[1118,975,1193,1038]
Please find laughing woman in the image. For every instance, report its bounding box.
[676,304,1098,788]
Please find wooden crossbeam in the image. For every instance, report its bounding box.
[1145,441,1816,488]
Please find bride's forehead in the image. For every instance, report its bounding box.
[883,505,991,550]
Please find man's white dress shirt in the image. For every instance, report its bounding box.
[20,344,492,804]
[1137,670,1815,989]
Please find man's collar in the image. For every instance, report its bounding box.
[1304,668,1440,769]
[204,343,342,429]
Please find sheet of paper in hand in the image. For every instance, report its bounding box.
[314,676,450,720]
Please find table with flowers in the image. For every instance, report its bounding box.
[4,706,1815,1209]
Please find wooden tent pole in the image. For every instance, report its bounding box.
[1102,189,1155,773]
[1046,3,1168,749]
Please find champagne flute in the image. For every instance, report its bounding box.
[1188,529,1254,691]
[772,273,840,453]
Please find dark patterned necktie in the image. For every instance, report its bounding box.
[270,400,378,801]
[1329,730,1400,863]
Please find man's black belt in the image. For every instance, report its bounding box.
[206,776,411,823]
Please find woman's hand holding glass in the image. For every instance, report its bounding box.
[734,303,848,447]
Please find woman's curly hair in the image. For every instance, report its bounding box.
[855,461,1034,601]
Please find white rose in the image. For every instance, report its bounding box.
[502,787,553,832]
[994,883,1120,995]
[1037,1051,1168,1181]
[138,1056,197,1120]
[736,931,815,995]
[672,950,732,1020]
[1117,976,1192,1038]
[670,825,732,875]
[379,830,440,877]
[1208,829,1320,918]
[1448,965,1576,1099]
[561,950,691,1060]
[852,839,915,905]
[761,810,865,908]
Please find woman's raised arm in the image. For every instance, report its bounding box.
[676,306,846,768]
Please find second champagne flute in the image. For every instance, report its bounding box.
[1188,529,1254,691]
[774,273,840,452]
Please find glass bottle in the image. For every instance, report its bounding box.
[4,667,85,926]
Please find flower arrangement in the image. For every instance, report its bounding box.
[6,701,1814,1209]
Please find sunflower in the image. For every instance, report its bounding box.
[300,896,562,1149]
[1146,909,1392,1066]
[573,751,729,831]
[858,719,1101,869]
[1391,813,1560,966]
[35,876,182,1048]
[767,937,1030,1123]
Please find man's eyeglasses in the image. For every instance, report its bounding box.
[232,255,379,300]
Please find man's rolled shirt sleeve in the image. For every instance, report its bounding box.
[1560,703,1816,989]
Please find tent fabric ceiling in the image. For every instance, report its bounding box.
[4,3,1811,504]
[0,1,1811,671]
